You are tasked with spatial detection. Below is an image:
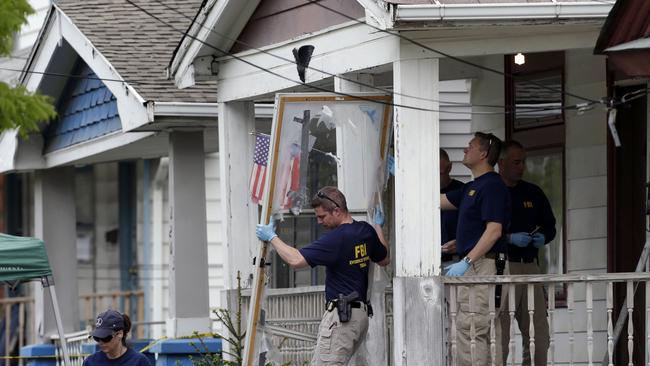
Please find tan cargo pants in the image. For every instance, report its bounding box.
[310,304,369,365]
[455,256,503,366]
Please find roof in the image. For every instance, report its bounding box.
[56,0,216,103]
[594,0,650,54]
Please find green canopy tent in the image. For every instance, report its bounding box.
[0,234,71,366]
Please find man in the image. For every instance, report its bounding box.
[440,148,465,267]
[498,140,555,366]
[256,186,390,365]
[441,132,510,366]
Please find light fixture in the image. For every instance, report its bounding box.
[514,52,525,66]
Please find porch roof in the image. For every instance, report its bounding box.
[594,0,650,54]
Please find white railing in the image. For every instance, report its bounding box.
[443,272,650,366]
[79,290,145,338]
[51,330,89,366]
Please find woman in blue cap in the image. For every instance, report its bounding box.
[83,309,151,366]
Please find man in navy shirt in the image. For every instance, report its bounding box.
[256,186,389,365]
[498,140,555,366]
[440,148,465,267]
[441,132,510,366]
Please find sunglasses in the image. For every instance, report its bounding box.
[316,191,340,208]
[93,335,113,343]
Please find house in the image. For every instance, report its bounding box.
[167,0,650,364]
[0,0,229,356]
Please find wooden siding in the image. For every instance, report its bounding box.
[231,0,365,53]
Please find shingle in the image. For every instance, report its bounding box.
[57,0,217,103]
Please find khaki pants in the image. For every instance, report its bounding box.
[455,257,503,366]
[498,262,549,366]
[311,306,369,365]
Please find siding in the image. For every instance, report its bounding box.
[439,79,473,182]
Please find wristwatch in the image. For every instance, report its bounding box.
[462,256,472,265]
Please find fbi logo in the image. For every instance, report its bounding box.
[468,190,476,197]
[350,243,370,268]
[523,201,534,208]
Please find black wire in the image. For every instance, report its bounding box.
[126,0,599,116]
[308,0,602,105]
[153,0,506,109]
[0,66,146,85]
[124,0,493,115]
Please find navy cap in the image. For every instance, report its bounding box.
[91,309,124,338]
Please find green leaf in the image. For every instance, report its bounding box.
[0,82,56,137]
[0,0,35,56]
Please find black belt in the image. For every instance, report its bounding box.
[508,256,536,263]
[441,253,457,262]
[326,300,366,309]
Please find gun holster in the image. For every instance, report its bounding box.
[336,291,359,323]
[495,253,507,308]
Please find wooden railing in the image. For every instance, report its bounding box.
[0,296,32,366]
[79,290,145,338]
[443,272,650,366]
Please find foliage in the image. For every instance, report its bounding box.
[0,83,56,137]
[0,0,56,136]
[189,272,245,366]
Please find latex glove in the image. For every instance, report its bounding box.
[531,232,546,248]
[387,155,395,176]
[445,260,470,276]
[373,207,385,227]
[509,232,532,247]
[256,220,277,242]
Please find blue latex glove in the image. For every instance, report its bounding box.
[509,232,532,247]
[256,220,277,242]
[387,155,395,176]
[373,207,385,226]
[531,232,546,248]
[445,260,470,276]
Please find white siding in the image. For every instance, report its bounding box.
[439,79,473,182]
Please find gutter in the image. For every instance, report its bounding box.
[394,2,614,22]
[150,102,275,119]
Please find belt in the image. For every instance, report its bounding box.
[508,256,536,263]
[459,252,500,260]
[441,253,458,262]
[326,300,367,310]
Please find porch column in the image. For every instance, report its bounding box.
[218,101,258,290]
[33,167,79,338]
[392,57,443,365]
[167,131,211,336]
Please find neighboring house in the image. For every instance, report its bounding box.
[0,0,235,351]
[167,0,650,365]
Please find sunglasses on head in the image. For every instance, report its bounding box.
[316,191,340,208]
[93,335,113,343]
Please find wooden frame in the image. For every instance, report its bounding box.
[243,93,392,366]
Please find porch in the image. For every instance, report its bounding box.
[229,270,650,366]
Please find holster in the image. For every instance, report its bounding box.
[336,291,359,323]
[495,253,507,308]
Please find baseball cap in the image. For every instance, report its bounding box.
[91,309,124,338]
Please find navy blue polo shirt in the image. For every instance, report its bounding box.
[83,348,151,366]
[299,221,387,302]
[507,180,556,260]
[441,179,465,245]
[446,171,510,256]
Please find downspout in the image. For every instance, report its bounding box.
[142,159,152,339]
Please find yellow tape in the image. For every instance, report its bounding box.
[1,332,222,360]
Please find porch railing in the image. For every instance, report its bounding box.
[443,272,650,366]
[50,330,89,366]
[0,296,32,366]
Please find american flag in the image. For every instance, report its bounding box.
[250,134,270,204]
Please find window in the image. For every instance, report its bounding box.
[506,51,566,302]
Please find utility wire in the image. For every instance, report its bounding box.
[153,0,505,109]
[126,0,601,116]
[0,66,146,85]
[308,0,603,105]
